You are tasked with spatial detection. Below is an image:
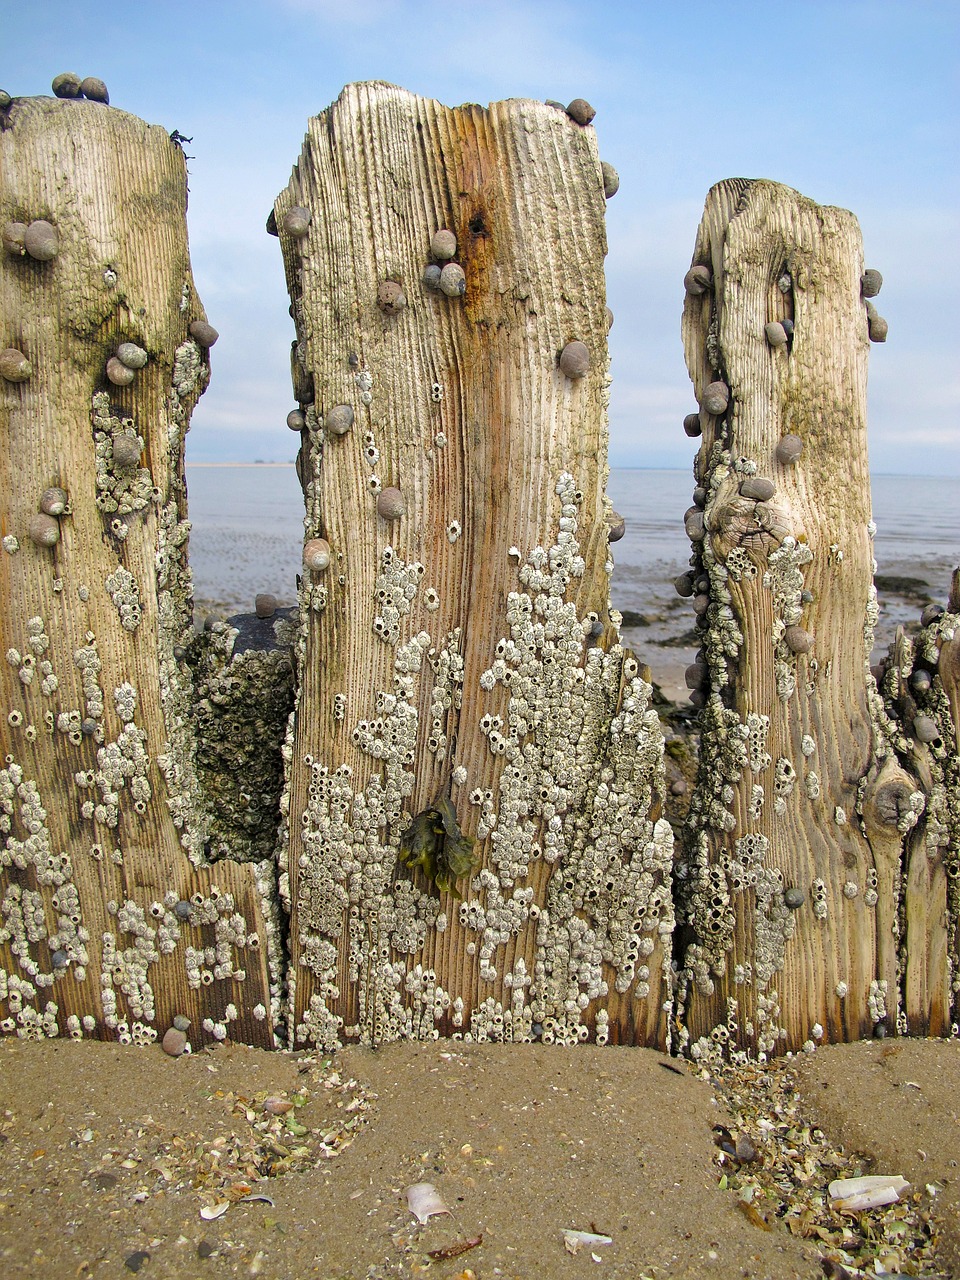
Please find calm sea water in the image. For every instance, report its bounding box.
[185,466,959,634]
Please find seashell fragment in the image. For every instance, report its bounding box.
[563,1229,613,1255]
[405,1182,450,1224]
[829,1175,908,1213]
[200,1201,230,1221]
[263,1096,293,1115]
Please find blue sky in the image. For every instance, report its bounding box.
[3,1,957,473]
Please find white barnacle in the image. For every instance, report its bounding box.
[447,520,462,543]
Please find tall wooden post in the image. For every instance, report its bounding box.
[0,96,278,1048]
[676,179,918,1054]
[274,83,673,1049]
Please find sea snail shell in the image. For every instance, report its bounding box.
[377,280,407,313]
[739,477,776,502]
[2,222,27,256]
[865,302,888,343]
[80,77,109,104]
[601,161,619,198]
[683,413,702,438]
[860,269,883,298]
[0,348,31,382]
[559,341,590,380]
[700,381,729,415]
[439,264,466,298]
[286,409,306,432]
[566,99,596,126]
[52,72,82,98]
[29,513,60,547]
[106,356,135,387]
[116,342,147,370]
[189,320,219,348]
[430,229,457,261]
[283,206,311,238]
[376,487,406,521]
[326,404,354,436]
[111,435,142,471]
[40,487,68,516]
[23,220,59,262]
[775,434,803,465]
[303,538,332,572]
[255,593,278,619]
[607,510,626,542]
[784,625,814,654]
[683,265,712,296]
[764,321,788,347]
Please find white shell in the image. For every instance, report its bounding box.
[405,1182,450,1224]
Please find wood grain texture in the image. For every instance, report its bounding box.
[677,179,913,1053]
[0,96,277,1048]
[276,84,672,1049]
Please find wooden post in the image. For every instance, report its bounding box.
[676,179,917,1053]
[0,96,279,1048]
[274,83,673,1050]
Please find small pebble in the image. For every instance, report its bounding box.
[124,1250,150,1273]
[162,1027,187,1057]
[197,1240,217,1259]
[255,593,278,619]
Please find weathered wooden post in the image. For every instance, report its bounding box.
[0,93,280,1047]
[675,178,953,1054]
[274,83,673,1049]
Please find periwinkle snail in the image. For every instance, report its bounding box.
[559,341,590,380]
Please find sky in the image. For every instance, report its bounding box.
[2,1,958,474]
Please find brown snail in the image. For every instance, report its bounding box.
[566,99,596,125]
[683,265,712,296]
[303,538,332,572]
[559,340,590,380]
[52,72,82,99]
[23,220,59,262]
[430,229,457,260]
[80,77,109,104]
[189,320,219,348]
[283,206,311,238]
[775,434,803,465]
[377,280,407,313]
[439,264,465,298]
[376,487,406,521]
[0,348,31,382]
[701,381,729,415]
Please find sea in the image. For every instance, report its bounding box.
[185,465,958,661]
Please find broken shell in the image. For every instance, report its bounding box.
[865,301,888,342]
[775,433,803,465]
[701,381,729,415]
[430,229,457,260]
[784,887,805,909]
[566,98,596,126]
[607,510,625,542]
[255,593,278,619]
[0,348,31,382]
[683,265,712,295]
[263,1096,293,1115]
[600,161,619,198]
[377,279,407,313]
[106,356,135,386]
[764,320,788,347]
[326,404,354,436]
[286,409,306,432]
[111,435,141,470]
[913,715,940,744]
[189,320,219,348]
[920,603,944,626]
[406,1182,450,1224]
[376,487,405,521]
[80,77,109,104]
[2,221,27,256]
[438,263,466,298]
[29,513,60,547]
[39,487,68,516]
[162,1027,187,1057]
[24,220,59,262]
[683,412,702,438]
[52,72,82,98]
[422,263,442,290]
[829,1175,908,1213]
[860,268,883,298]
[739,476,776,502]
[283,206,311,238]
[303,538,332,572]
[116,342,147,370]
[559,340,590,380]
[784,625,813,654]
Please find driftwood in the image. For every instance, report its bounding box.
[676,179,958,1053]
[0,96,280,1048]
[273,83,673,1048]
